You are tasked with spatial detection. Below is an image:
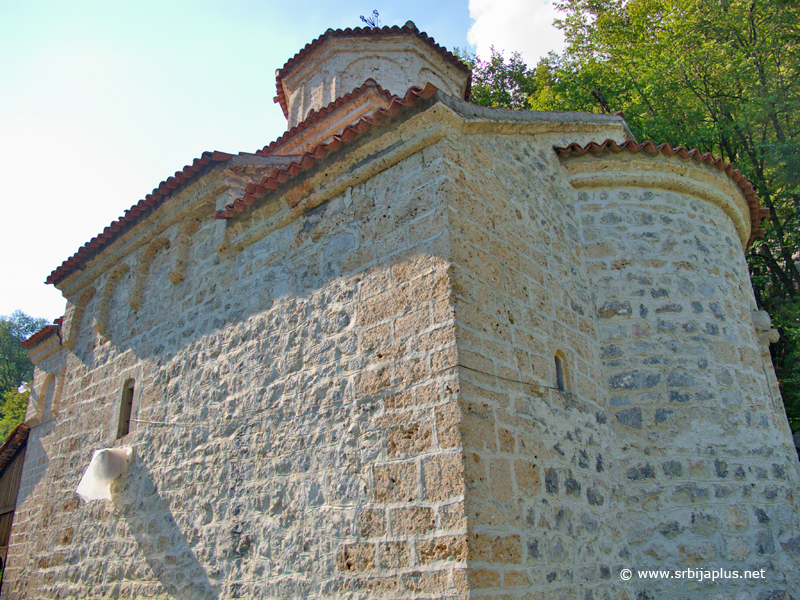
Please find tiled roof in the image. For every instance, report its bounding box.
[216,83,440,219]
[257,79,394,156]
[46,151,234,286]
[274,22,471,119]
[0,423,29,475]
[21,317,62,348]
[555,140,769,248]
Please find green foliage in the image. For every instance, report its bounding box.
[771,300,800,432]
[457,48,538,110]
[0,311,50,399]
[0,311,50,442]
[466,0,800,430]
[0,389,28,444]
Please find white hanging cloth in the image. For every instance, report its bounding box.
[75,448,132,502]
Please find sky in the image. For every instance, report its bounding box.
[0,0,565,322]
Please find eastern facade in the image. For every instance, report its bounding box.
[9,22,800,600]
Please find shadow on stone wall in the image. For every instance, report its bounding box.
[16,420,54,506]
[112,456,218,600]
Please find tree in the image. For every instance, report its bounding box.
[0,389,29,443]
[465,0,800,430]
[0,311,50,398]
[458,48,538,110]
[0,312,49,443]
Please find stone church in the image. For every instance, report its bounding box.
[9,21,800,600]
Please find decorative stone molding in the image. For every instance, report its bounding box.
[167,220,199,285]
[62,287,95,350]
[752,308,780,346]
[30,373,55,426]
[24,329,62,363]
[93,263,130,336]
[129,237,170,310]
[51,365,67,417]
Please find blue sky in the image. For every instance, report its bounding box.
[0,0,563,321]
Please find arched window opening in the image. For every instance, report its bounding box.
[554,352,568,392]
[117,379,135,439]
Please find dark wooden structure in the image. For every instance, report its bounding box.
[0,423,29,590]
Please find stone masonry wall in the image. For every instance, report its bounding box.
[6,140,469,600]
[11,95,800,600]
[574,169,800,598]
[445,133,631,599]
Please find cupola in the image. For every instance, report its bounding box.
[274,21,471,131]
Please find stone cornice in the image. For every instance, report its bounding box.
[217,94,630,256]
[25,330,62,364]
[56,171,229,298]
[559,150,753,249]
[57,95,632,299]
[55,156,294,299]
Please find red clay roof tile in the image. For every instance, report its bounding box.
[216,83,440,219]
[22,317,62,348]
[46,151,233,286]
[274,22,471,119]
[555,140,767,249]
[258,79,394,156]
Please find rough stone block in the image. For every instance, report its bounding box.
[385,418,433,457]
[423,454,465,502]
[358,509,387,538]
[467,568,500,589]
[440,502,467,531]
[390,507,435,535]
[401,569,456,595]
[417,535,468,564]
[373,462,418,503]
[378,541,410,568]
[515,459,541,497]
[435,402,461,449]
[337,543,375,572]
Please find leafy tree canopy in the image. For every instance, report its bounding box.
[465,0,800,430]
[0,311,50,399]
[458,47,538,110]
[0,389,29,443]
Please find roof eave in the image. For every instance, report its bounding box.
[46,152,234,287]
[555,139,767,250]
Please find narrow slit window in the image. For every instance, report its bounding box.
[117,379,135,438]
[555,352,567,392]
